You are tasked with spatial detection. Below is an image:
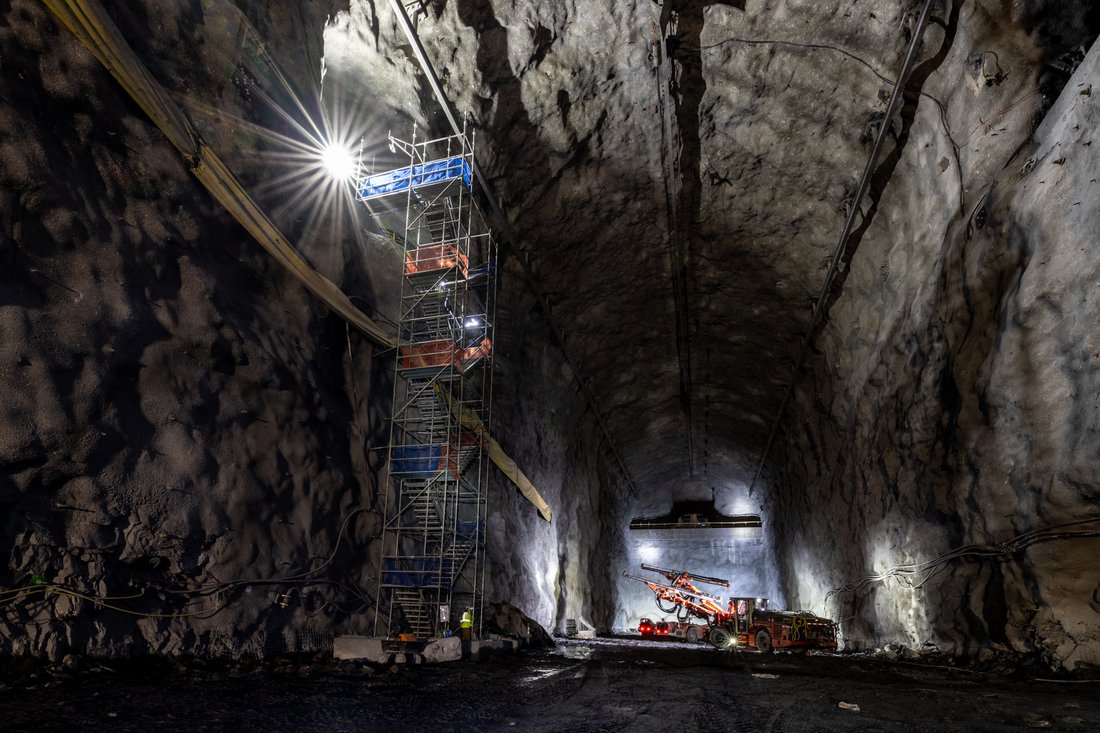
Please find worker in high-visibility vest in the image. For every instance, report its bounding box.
[459,606,473,641]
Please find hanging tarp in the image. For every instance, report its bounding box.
[405,244,469,277]
[390,429,480,478]
[433,384,552,522]
[486,439,552,522]
[390,444,448,476]
[382,558,441,588]
[358,157,472,201]
[398,339,461,371]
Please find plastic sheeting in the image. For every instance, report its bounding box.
[390,444,449,475]
[382,558,441,588]
[390,430,480,477]
[434,385,552,522]
[487,440,552,522]
[398,340,461,371]
[381,519,480,588]
[397,338,492,372]
[358,157,472,201]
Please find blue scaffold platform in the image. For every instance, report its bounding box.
[358,156,472,202]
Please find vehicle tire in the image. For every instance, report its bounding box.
[755,629,773,654]
[686,626,699,643]
[709,626,732,649]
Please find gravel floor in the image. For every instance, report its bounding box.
[2,638,1098,732]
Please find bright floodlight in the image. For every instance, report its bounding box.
[320,143,357,181]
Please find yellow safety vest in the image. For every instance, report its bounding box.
[460,611,472,628]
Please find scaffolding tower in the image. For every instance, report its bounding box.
[359,125,496,639]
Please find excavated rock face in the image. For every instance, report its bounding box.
[409,0,1100,668]
[774,35,1100,670]
[0,0,396,659]
[0,0,616,657]
[1,0,1098,673]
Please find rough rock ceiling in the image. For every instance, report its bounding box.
[406,0,919,495]
[386,0,1095,504]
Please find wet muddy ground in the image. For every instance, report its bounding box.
[2,637,1098,732]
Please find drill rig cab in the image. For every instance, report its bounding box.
[713,596,838,653]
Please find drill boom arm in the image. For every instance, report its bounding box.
[622,573,724,605]
[639,564,729,587]
[624,567,732,624]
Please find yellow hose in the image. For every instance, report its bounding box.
[434,383,552,522]
[43,0,393,347]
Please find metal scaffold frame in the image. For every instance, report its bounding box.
[361,122,497,640]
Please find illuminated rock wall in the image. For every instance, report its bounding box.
[0,0,613,658]
[2,0,1097,671]
[0,0,398,660]
[771,21,1100,671]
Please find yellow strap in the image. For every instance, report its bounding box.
[43,0,393,348]
[790,614,807,641]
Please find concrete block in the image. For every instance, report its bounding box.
[333,636,389,664]
[571,617,597,639]
[393,652,424,665]
[423,636,462,663]
[468,639,513,661]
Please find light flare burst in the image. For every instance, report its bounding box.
[182,48,393,271]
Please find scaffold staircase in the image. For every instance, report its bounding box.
[359,123,496,640]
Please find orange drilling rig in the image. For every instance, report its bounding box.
[624,564,838,653]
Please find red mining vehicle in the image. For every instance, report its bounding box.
[624,564,838,653]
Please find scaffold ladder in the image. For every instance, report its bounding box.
[359,123,496,640]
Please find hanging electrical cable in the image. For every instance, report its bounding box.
[42,0,394,348]
[825,516,1100,603]
[0,508,375,621]
[748,0,939,495]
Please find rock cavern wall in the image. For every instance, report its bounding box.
[4,0,1097,670]
[769,7,1100,671]
[324,0,628,634]
[0,0,394,660]
[412,0,795,629]
[424,0,1100,663]
[0,0,617,659]
[487,257,630,632]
